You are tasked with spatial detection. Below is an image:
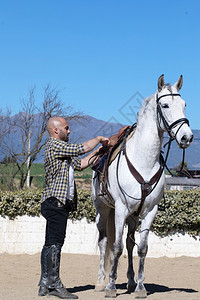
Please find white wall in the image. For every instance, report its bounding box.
[0,216,199,257]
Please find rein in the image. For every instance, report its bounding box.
[116,92,189,216]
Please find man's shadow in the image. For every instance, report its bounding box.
[68,282,198,296]
[68,284,94,293]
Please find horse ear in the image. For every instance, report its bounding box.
[173,75,183,91]
[158,74,165,92]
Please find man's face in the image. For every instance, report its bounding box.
[57,119,70,142]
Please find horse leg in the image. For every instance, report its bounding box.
[105,211,125,298]
[95,202,112,292]
[126,215,139,292]
[135,205,158,298]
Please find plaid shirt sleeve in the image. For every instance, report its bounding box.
[53,140,84,170]
[53,140,85,158]
[72,157,82,171]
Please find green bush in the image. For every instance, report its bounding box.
[0,190,42,219]
[0,189,95,221]
[69,190,96,222]
[152,190,200,237]
[0,189,199,237]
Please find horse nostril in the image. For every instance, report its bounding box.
[189,135,194,143]
[181,135,187,142]
[181,134,193,144]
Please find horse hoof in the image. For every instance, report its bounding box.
[95,283,105,292]
[127,283,136,293]
[134,289,147,298]
[105,288,117,298]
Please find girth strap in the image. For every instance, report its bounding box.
[123,147,163,216]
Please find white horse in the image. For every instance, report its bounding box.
[92,75,193,298]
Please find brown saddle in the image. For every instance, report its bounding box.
[109,125,131,147]
[108,125,134,165]
[92,124,136,193]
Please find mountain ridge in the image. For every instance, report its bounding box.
[1,113,200,169]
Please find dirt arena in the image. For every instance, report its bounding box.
[0,253,200,300]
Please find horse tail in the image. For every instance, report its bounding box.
[105,208,115,272]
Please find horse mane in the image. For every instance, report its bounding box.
[137,83,172,123]
[136,95,153,122]
[164,83,172,93]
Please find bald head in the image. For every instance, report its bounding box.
[47,117,64,135]
[47,117,70,141]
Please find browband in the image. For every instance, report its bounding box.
[156,93,181,103]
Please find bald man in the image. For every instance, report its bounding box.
[38,117,109,299]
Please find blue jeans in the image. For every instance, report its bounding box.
[41,197,69,246]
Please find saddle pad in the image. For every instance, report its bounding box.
[109,128,135,165]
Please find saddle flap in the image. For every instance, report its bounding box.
[92,124,136,194]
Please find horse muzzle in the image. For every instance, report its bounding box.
[178,132,193,149]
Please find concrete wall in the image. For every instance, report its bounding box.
[0,216,199,257]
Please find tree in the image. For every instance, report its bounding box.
[0,156,16,164]
[0,108,13,144]
[0,84,83,190]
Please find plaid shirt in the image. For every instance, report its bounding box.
[42,137,85,205]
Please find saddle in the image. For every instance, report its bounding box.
[92,124,136,195]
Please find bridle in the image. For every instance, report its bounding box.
[156,92,190,175]
[116,92,190,216]
[156,93,190,142]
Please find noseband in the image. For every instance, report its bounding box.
[156,93,189,142]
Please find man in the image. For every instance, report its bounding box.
[38,116,109,299]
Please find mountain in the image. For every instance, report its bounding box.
[1,113,200,169]
[68,115,124,143]
[57,115,200,170]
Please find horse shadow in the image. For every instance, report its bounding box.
[116,282,198,296]
[68,283,198,296]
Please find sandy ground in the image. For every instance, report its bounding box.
[0,253,200,300]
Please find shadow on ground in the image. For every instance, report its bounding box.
[68,283,198,296]
[116,282,198,296]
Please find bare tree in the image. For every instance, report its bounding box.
[0,84,83,190]
[0,108,13,143]
[0,108,17,190]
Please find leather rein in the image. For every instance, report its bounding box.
[118,93,190,216]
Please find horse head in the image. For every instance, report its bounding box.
[156,74,193,148]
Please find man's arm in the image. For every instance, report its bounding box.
[82,136,109,153]
[80,146,102,170]
[80,136,110,170]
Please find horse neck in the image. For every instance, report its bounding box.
[128,96,163,169]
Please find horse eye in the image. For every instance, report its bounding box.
[162,103,169,108]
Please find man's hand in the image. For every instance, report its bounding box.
[81,136,110,170]
[98,136,110,145]
[83,136,110,153]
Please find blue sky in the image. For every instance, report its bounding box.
[0,0,200,129]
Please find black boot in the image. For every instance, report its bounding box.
[47,244,78,299]
[38,245,50,296]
